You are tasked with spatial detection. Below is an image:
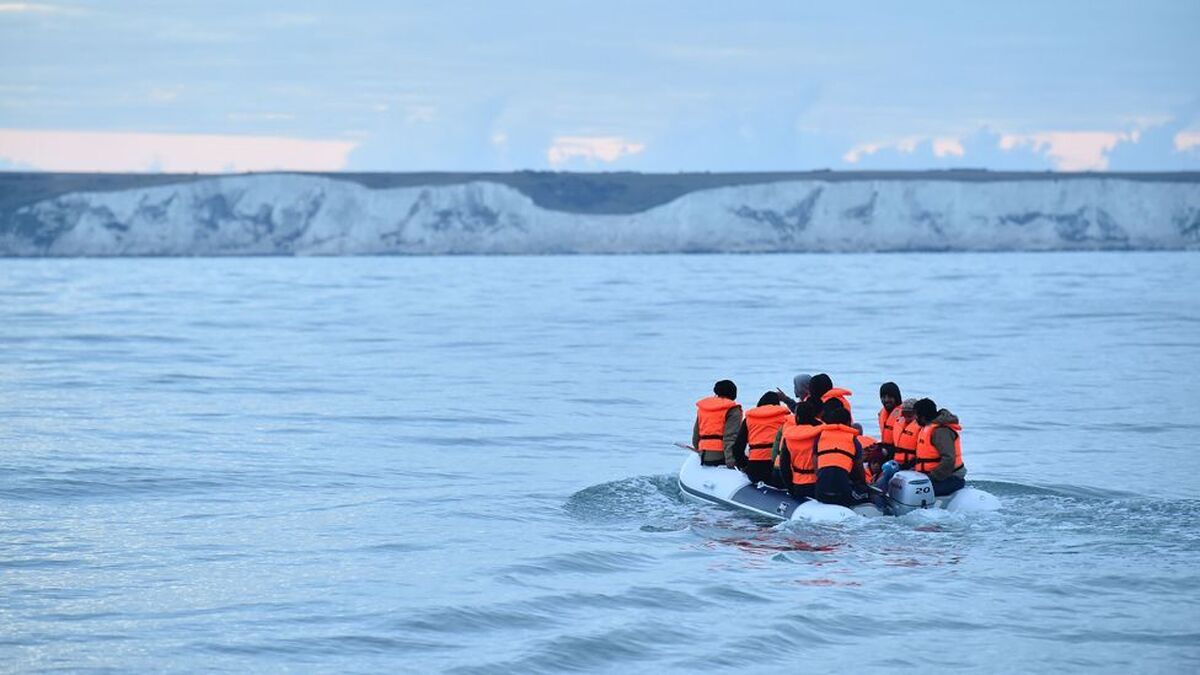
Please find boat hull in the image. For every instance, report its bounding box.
[677,453,881,521]
[677,453,998,520]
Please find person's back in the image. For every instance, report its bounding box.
[738,391,790,485]
[693,380,743,468]
[810,373,853,421]
[813,404,867,506]
[912,398,967,495]
[777,399,823,500]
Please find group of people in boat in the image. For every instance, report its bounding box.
[691,373,967,507]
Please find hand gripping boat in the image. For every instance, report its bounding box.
[677,453,1000,522]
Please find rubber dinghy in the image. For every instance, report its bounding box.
[677,453,1000,522]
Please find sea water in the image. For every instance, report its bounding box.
[1,252,1198,672]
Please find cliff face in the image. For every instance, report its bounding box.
[2,173,1197,256]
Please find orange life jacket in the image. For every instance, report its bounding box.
[782,423,823,486]
[892,418,920,466]
[743,405,790,461]
[914,422,965,474]
[815,423,861,473]
[695,397,740,452]
[821,387,853,418]
[878,405,903,445]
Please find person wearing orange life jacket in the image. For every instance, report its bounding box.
[812,402,869,506]
[732,391,791,486]
[877,382,904,446]
[769,373,813,485]
[890,398,920,467]
[692,380,743,468]
[775,398,823,500]
[874,398,920,490]
[912,397,967,496]
[808,373,852,421]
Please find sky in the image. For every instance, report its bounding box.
[0,0,1197,173]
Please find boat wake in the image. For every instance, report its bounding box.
[566,472,1200,542]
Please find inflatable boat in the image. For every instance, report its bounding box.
[677,452,1000,522]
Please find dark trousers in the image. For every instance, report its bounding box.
[931,475,965,496]
[815,468,869,507]
[743,460,775,487]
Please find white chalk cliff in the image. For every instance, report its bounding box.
[3,174,1198,255]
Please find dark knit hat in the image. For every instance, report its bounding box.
[914,398,938,422]
[879,381,901,401]
[757,391,781,407]
[809,373,833,399]
[714,379,738,400]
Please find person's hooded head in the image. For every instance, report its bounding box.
[809,373,833,400]
[794,398,820,425]
[900,398,917,418]
[879,382,901,411]
[756,391,781,407]
[792,374,812,399]
[713,379,737,400]
[914,398,938,425]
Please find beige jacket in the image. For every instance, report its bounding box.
[928,409,967,482]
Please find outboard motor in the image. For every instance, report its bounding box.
[886,470,937,515]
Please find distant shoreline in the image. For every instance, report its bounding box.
[3,169,1200,216]
[2,171,1196,256]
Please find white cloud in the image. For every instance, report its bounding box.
[1174,131,1200,152]
[842,136,923,163]
[841,116,1200,171]
[998,131,1130,170]
[932,136,965,158]
[0,3,76,13]
[546,135,646,166]
[842,143,878,163]
[0,129,358,172]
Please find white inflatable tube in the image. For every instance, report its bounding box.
[677,453,999,520]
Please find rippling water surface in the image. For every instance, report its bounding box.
[2,253,1198,672]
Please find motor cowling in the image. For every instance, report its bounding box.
[886,470,937,515]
